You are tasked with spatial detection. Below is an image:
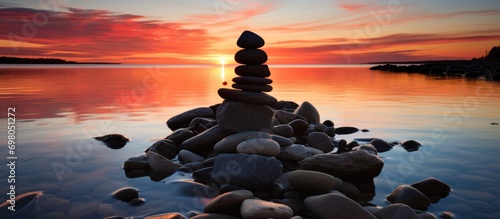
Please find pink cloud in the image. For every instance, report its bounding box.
[0,6,217,62]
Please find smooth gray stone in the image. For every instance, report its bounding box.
[300,150,384,178]
[181,125,233,155]
[271,135,293,147]
[146,151,179,174]
[204,190,253,213]
[387,185,431,210]
[275,110,306,124]
[288,170,342,196]
[178,149,205,164]
[214,131,271,153]
[236,138,281,157]
[234,49,268,64]
[410,178,451,198]
[288,118,309,135]
[166,128,194,144]
[217,88,277,106]
[237,30,265,49]
[212,153,282,190]
[240,199,293,219]
[272,124,295,137]
[216,100,274,132]
[305,193,376,219]
[235,65,271,77]
[307,132,334,153]
[233,76,272,85]
[293,101,320,124]
[370,138,393,152]
[277,144,312,161]
[166,107,214,131]
[145,139,180,159]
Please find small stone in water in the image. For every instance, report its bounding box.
[439,211,455,219]
[222,81,227,86]
[112,187,139,203]
[94,134,129,149]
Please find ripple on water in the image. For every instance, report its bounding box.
[453,189,497,202]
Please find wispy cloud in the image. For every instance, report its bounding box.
[0,6,216,62]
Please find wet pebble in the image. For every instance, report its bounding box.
[370,138,393,152]
[240,199,293,219]
[146,151,180,174]
[334,126,359,134]
[387,185,431,210]
[204,189,253,213]
[111,187,139,203]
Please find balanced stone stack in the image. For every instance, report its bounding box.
[216,30,278,132]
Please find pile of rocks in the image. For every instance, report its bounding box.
[120,31,451,219]
[217,30,277,133]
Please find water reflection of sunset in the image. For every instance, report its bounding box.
[1,66,499,127]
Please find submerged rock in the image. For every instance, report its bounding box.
[387,185,431,210]
[401,140,422,152]
[94,134,129,149]
[410,178,450,202]
[111,187,139,203]
[334,126,359,135]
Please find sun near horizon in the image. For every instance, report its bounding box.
[0,1,499,64]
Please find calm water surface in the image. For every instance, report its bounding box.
[0,65,500,218]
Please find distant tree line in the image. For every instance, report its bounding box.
[481,46,500,62]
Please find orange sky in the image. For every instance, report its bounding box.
[0,0,499,64]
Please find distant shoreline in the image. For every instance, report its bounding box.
[0,56,120,65]
[365,60,468,65]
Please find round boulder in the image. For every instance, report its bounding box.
[288,170,342,196]
[236,138,281,157]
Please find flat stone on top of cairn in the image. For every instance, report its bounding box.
[237,30,265,49]
[216,30,277,132]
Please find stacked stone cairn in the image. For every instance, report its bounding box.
[121,30,452,219]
